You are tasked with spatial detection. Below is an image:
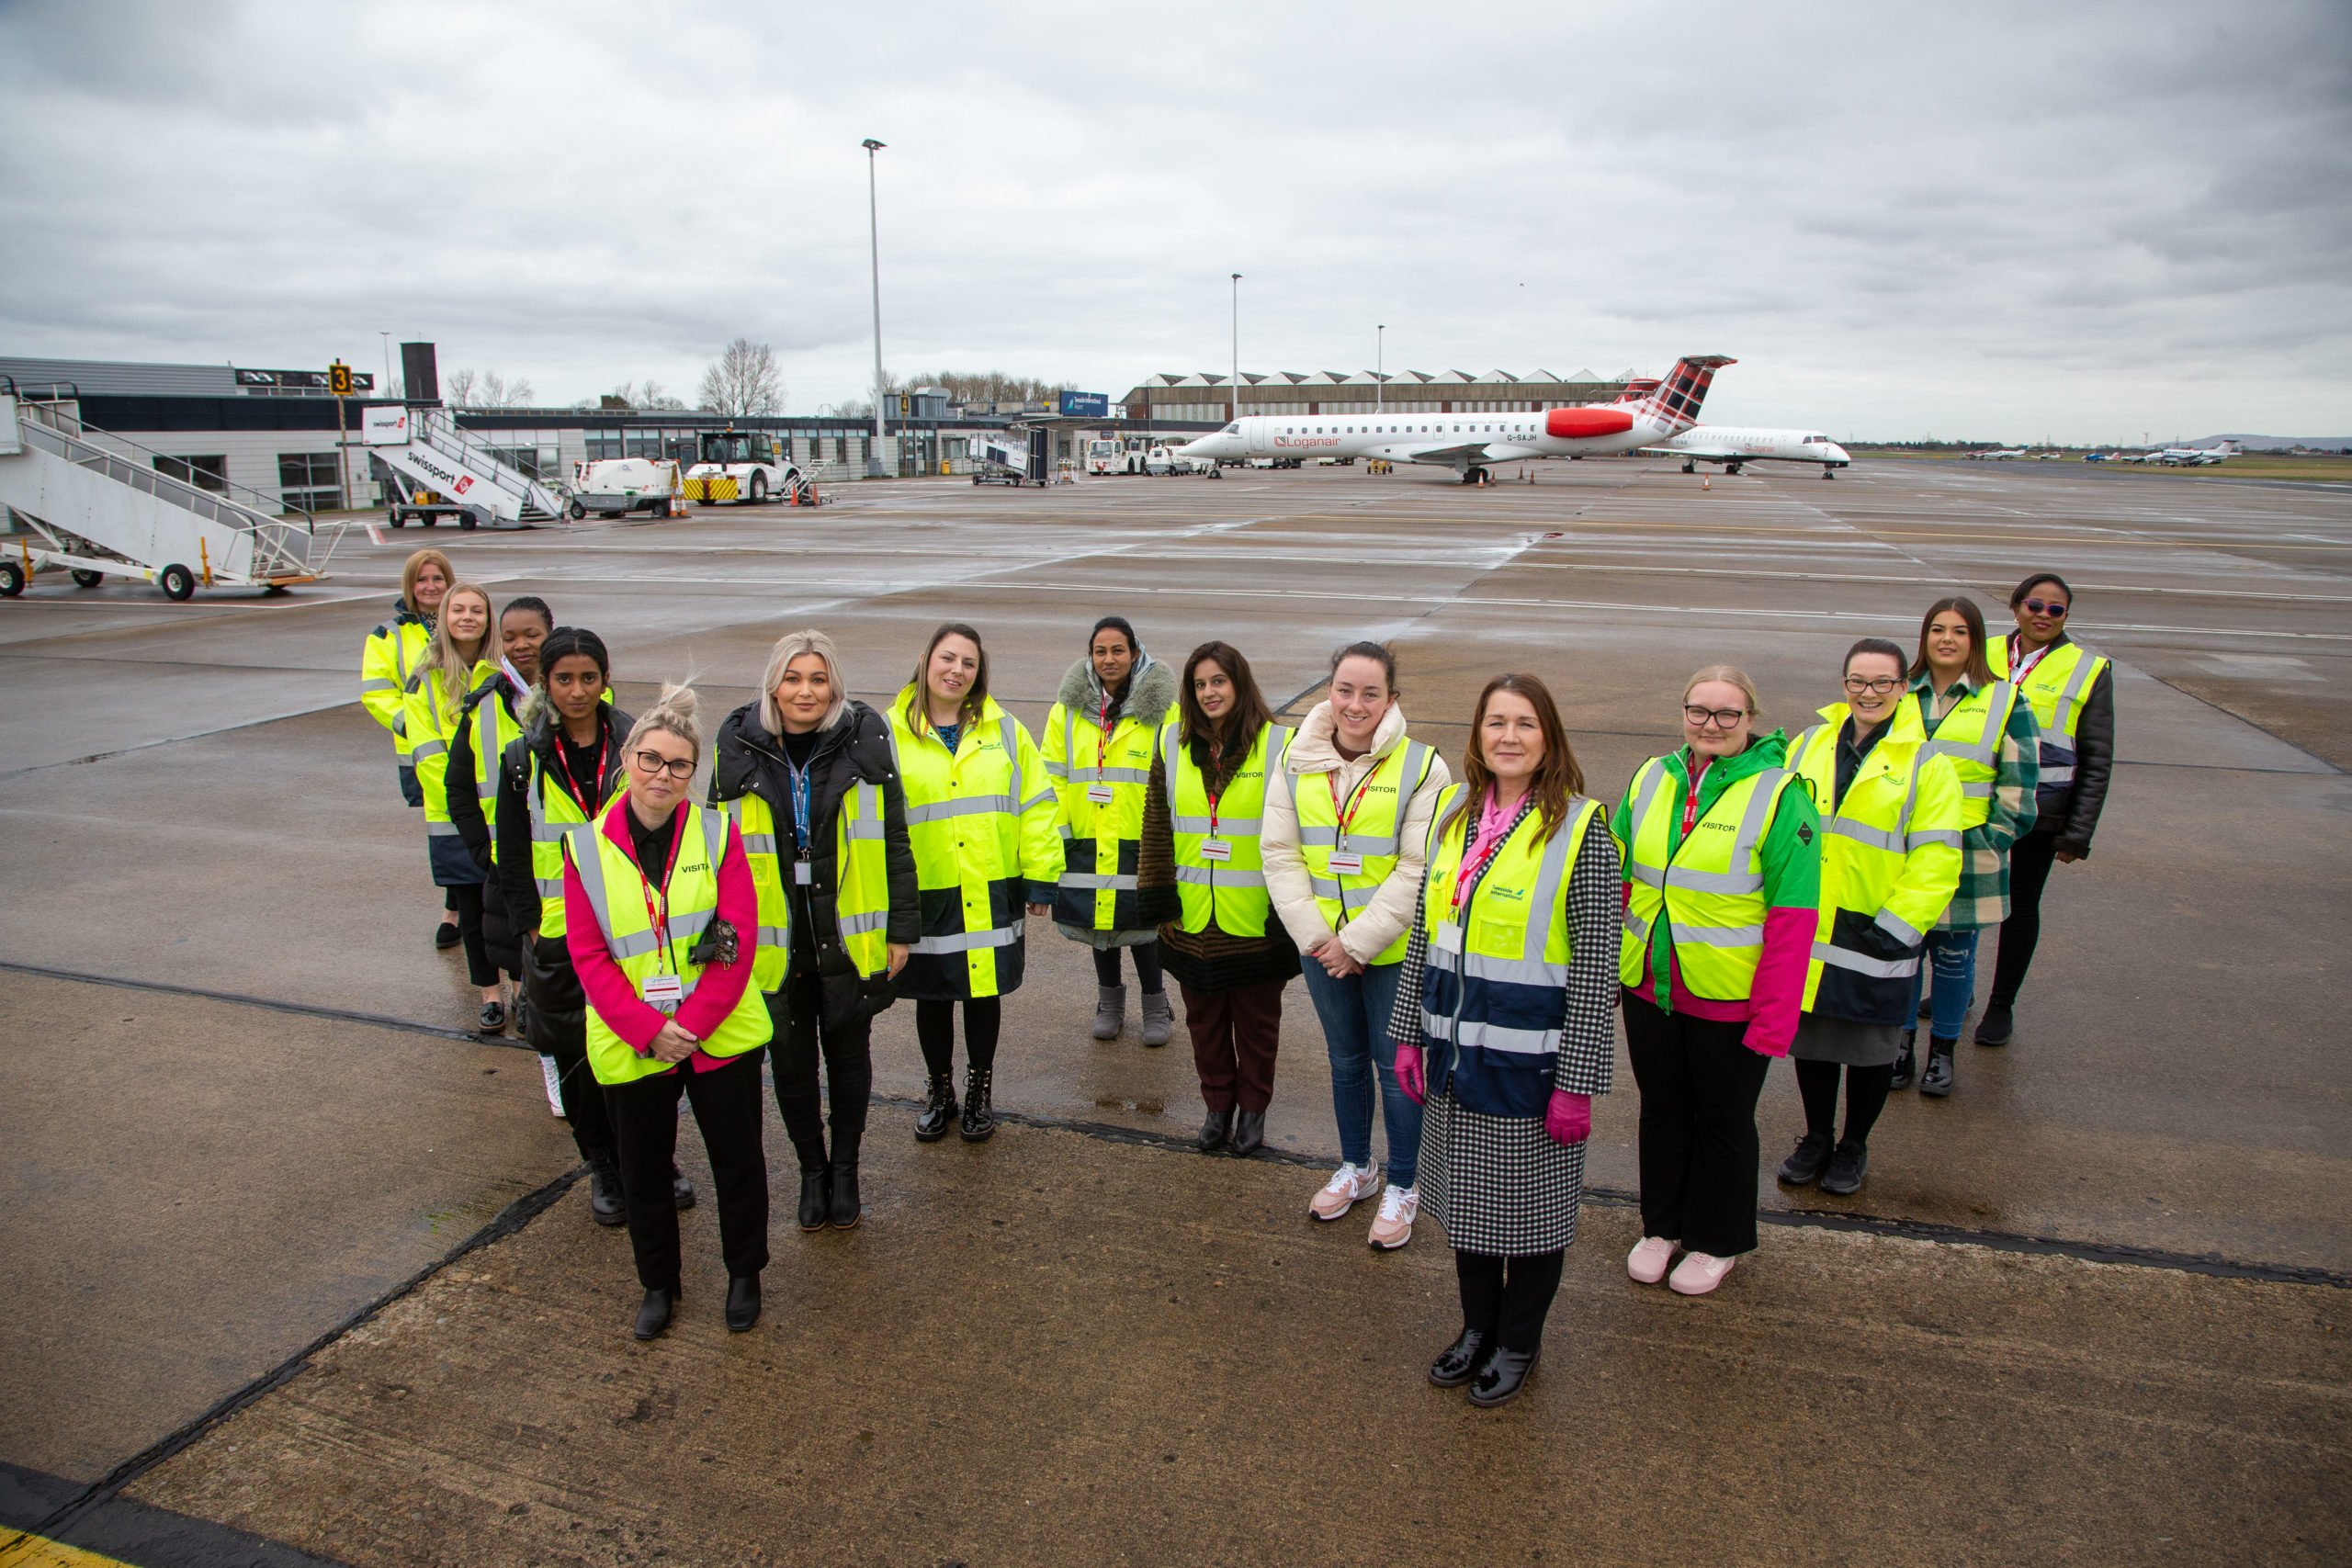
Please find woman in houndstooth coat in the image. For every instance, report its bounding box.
[1390,673,1622,1408]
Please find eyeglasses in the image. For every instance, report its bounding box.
[1843,676,1902,695]
[1682,705,1748,728]
[632,750,696,780]
[2022,598,2068,616]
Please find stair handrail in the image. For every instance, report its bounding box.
[409,407,569,514]
[15,398,321,536]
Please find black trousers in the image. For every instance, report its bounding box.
[451,883,499,988]
[1092,942,1164,994]
[916,997,1001,1077]
[1795,1059,1894,1149]
[774,965,872,1172]
[1989,828,2061,1008]
[1456,1248,1566,1355]
[604,1048,769,1292]
[545,1026,616,1168]
[1622,995,1772,1258]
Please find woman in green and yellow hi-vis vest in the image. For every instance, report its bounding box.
[1776,638,1963,1200]
[1136,640,1297,1156]
[563,683,771,1343]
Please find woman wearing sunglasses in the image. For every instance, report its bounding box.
[1981,572,2114,1047]
[1611,666,1819,1296]
[1776,639,1962,1197]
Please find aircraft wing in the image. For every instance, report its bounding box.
[1641,443,1738,462]
[1393,441,1547,468]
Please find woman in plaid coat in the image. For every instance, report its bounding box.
[1897,598,2039,1097]
[1389,674,1621,1409]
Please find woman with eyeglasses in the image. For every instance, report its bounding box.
[1980,572,2113,1047]
[1897,598,2041,1096]
[1775,638,1962,1197]
[564,683,771,1341]
[1611,666,1820,1296]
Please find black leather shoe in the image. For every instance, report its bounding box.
[588,1159,625,1227]
[960,1066,997,1143]
[1890,1031,1917,1090]
[829,1163,862,1229]
[1229,1110,1266,1157]
[1919,1042,1956,1097]
[1428,1327,1492,1388]
[1778,1132,1833,1185]
[1918,994,1933,1020]
[1197,1106,1233,1153]
[797,1167,831,1232]
[1467,1347,1539,1407]
[1821,1139,1869,1195]
[435,919,461,951]
[724,1275,761,1333]
[1975,1001,2014,1046]
[671,1166,695,1211]
[632,1287,675,1341]
[476,1000,507,1036]
[914,1073,958,1143]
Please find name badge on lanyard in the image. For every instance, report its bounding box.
[1326,851,1364,876]
[1198,837,1231,862]
[1086,783,1116,806]
[794,858,813,886]
[641,973,684,1013]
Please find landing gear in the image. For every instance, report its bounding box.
[1462,465,1488,486]
[1681,461,1696,474]
[1822,467,1838,480]
[1725,463,1744,476]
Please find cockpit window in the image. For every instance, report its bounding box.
[1222,423,1238,434]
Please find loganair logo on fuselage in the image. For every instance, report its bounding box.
[1274,435,1340,449]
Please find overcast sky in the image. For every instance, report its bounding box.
[2,0,2346,442]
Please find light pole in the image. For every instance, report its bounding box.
[1230,273,1242,424]
[863,138,888,479]
[379,332,391,398]
[1376,324,1385,413]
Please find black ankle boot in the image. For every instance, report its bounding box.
[633,1286,676,1341]
[587,1156,625,1227]
[724,1275,761,1332]
[1197,1106,1234,1152]
[1467,1347,1540,1407]
[914,1073,958,1143]
[1890,1030,1917,1090]
[1919,1040,1956,1098]
[1429,1327,1492,1387]
[797,1165,831,1232]
[960,1066,997,1142]
[829,1163,862,1228]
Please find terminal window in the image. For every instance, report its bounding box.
[153,454,227,492]
[277,451,340,512]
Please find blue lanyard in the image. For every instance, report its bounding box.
[784,755,812,857]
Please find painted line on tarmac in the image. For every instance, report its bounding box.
[0,961,537,1053]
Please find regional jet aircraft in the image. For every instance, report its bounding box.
[1178,355,1734,484]
[1643,425,1852,479]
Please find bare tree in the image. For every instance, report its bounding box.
[697,339,786,416]
[901,369,1070,409]
[443,367,478,407]
[608,378,686,412]
[443,368,537,409]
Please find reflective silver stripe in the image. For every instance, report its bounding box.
[608,930,663,959]
[410,739,447,761]
[1463,950,1569,987]
[1297,826,1338,847]
[1176,865,1266,888]
[1080,767,1149,785]
[1813,940,1919,979]
[536,875,565,897]
[1624,758,1670,866]
[1958,781,1993,799]
[1419,1011,1560,1055]
[910,924,1021,954]
[1170,813,1265,835]
[1874,908,1925,945]
[2040,764,2076,786]
[1061,871,1139,891]
[474,694,502,799]
[2051,650,2098,738]
[668,910,714,947]
[1518,803,1584,956]
[570,817,620,958]
[1332,834,1400,856]
[1664,864,1761,895]
[360,677,395,693]
[840,909,888,936]
[757,924,791,951]
[425,819,460,837]
[1021,787,1057,812]
[1308,874,1376,910]
[1906,829,1962,850]
[1623,909,1651,942]
[741,832,779,854]
[1001,716,1023,816]
[908,795,1012,823]
[1043,761,1069,779]
[391,712,407,738]
[1670,919,1763,948]
[1829,818,1904,853]
[1629,862,1667,889]
[845,817,885,840]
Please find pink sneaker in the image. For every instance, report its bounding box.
[1626,1235,1678,1284]
[1308,1161,1382,1222]
[1668,1251,1737,1296]
[1366,1184,1418,1250]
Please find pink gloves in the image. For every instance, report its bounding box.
[1545,1090,1591,1146]
[1396,1044,1426,1105]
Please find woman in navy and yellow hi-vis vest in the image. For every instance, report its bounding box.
[360,547,453,944]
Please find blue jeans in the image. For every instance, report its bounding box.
[1300,957,1419,1189]
[1907,928,1979,1043]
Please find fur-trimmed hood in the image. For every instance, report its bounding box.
[1056,651,1178,727]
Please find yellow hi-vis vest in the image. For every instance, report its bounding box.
[404,660,492,844]
[1915,679,2021,830]
[1990,636,2108,798]
[361,615,430,765]
[1419,787,1604,1118]
[570,802,773,1087]
[1788,703,1964,1024]
[726,780,888,996]
[459,681,525,858]
[1617,758,1796,999]
[1161,718,1294,938]
[888,691,1063,999]
[1295,739,1436,966]
[1045,693,1167,931]
[526,745,626,941]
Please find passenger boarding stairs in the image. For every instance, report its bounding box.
[365,404,568,529]
[0,393,347,600]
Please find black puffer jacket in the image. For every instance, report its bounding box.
[448,676,530,976]
[2044,663,2113,856]
[709,698,920,1032]
[495,704,633,1050]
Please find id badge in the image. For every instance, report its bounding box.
[794,859,813,886]
[1327,851,1364,876]
[1086,784,1116,806]
[1198,837,1232,862]
[641,973,684,1014]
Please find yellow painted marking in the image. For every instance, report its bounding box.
[0,1532,137,1568]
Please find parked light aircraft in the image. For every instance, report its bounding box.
[1643,425,1851,479]
[1176,355,1734,483]
[1966,447,2030,460]
[2148,440,2244,467]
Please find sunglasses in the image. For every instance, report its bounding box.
[2021,598,2068,616]
[632,750,696,780]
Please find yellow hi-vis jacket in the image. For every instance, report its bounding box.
[1914,678,2022,830]
[1045,666,1175,933]
[888,690,1063,1000]
[724,781,892,996]
[404,659,492,882]
[1295,739,1437,966]
[1419,788,1606,1117]
[525,747,626,941]
[1617,757,1800,1000]
[1788,702,1964,1026]
[1160,718,1294,938]
[1989,635,2109,803]
[453,678,525,858]
[361,608,430,795]
[570,802,772,1086]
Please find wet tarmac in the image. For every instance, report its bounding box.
[3,457,2346,1564]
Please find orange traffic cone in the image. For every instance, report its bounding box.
[1702,475,1711,491]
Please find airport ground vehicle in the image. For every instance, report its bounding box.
[684,431,800,504]
[569,457,682,518]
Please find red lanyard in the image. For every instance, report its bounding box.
[552,724,608,818]
[633,806,687,974]
[1096,693,1114,773]
[1202,736,1227,834]
[2011,636,2052,682]
[1325,766,1380,842]
[1680,755,1712,838]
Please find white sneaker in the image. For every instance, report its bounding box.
[1308,1160,1382,1222]
[1627,1235,1679,1284]
[538,1054,567,1119]
[1366,1184,1419,1250]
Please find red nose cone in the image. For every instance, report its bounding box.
[1546,406,1635,439]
